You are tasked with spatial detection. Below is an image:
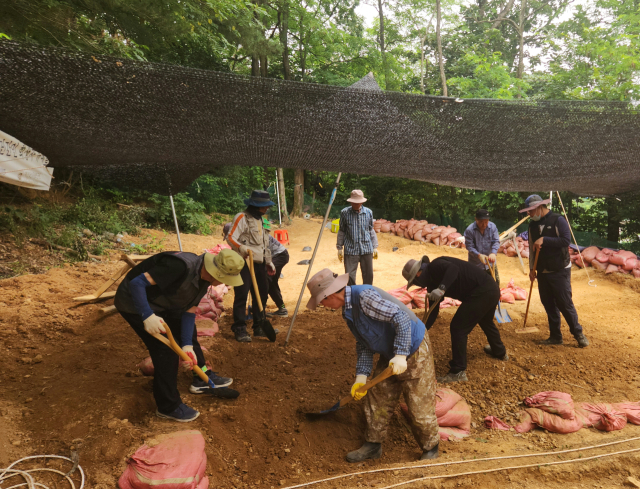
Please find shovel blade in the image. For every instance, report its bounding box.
[305,400,341,417]
[516,327,540,334]
[255,315,277,342]
[495,303,512,323]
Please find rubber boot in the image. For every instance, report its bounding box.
[346,442,382,463]
[420,443,439,460]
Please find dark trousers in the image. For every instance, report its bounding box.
[344,253,374,286]
[268,250,289,308]
[449,283,506,373]
[120,310,206,414]
[232,261,268,332]
[537,267,583,339]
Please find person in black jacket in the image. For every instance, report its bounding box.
[520,194,589,348]
[402,255,508,383]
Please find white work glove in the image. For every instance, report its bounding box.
[373,249,378,260]
[267,262,276,276]
[182,345,197,368]
[389,355,407,375]
[238,245,249,258]
[351,374,368,401]
[143,314,166,335]
[478,254,488,265]
[428,287,445,303]
[338,249,344,263]
[488,253,497,264]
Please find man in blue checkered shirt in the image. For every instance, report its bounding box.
[306,268,439,463]
[337,189,378,285]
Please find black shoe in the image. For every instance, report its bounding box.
[253,326,280,337]
[266,307,289,318]
[538,337,563,346]
[483,345,509,361]
[156,403,199,422]
[437,371,468,383]
[234,328,252,343]
[190,371,233,393]
[576,334,589,348]
[346,442,382,463]
[420,444,439,460]
[209,387,240,399]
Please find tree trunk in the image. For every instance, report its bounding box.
[260,54,268,77]
[377,0,389,89]
[436,0,447,97]
[420,33,427,93]
[292,169,304,217]
[251,55,260,77]
[277,168,291,224]
[280,0,291,80]
[606,197,620,244]
[516,0,527,80]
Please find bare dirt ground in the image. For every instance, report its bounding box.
[1,217,640,488]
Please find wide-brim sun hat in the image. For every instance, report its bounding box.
[519,194,551,213]
[346,189,367,203]
[244,189,276,207]
[204,249,244,287]
[306,268,349,310]
[403,255,430,288]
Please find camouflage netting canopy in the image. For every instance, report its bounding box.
[1,41,640,196]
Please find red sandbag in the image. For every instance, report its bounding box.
[581,246,600,264]
[613,402,640,425]
[591,259,607,271]
[484,416,511,431]
[500,291,515,304]
[524,391,574,420]
[595,248,615,263]
[435,388,463,418]
[119,430,208,489]
[605,264,619,274]
[518,408,583,434]
[387,286,414,306]
[579,403,627,431]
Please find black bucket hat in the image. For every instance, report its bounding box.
[244,190,276,207]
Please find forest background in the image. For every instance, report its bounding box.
[1,0,639,275]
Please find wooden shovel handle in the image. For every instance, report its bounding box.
[338,366,395,408]
[422,297,440,324]
[152,327,209,384]
[522,249,540,330]
[247,250,265,314]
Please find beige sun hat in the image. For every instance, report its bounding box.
[203,249,244,287]
[346,189,367,203]
[306,268,349,310]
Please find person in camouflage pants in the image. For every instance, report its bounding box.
[363,334,439,453]
[305,268,439,462]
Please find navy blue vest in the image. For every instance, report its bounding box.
[344,285,425,360]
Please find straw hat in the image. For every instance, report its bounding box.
[306,268,349,310]
[346,189,367,203]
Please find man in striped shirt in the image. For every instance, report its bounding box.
[337,189,378,286]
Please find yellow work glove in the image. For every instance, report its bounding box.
[373,249,378,260]
[338,248,344,263]
[351,374,368,401]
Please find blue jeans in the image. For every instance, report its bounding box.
[537,268,583,339]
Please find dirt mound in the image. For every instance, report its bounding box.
[1,218,640,488]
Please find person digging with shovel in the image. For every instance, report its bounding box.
[403,255,508,384]
[306,268,439,462]
[114,249,244,422]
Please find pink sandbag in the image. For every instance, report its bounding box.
[573,254,587,268]
[440,297,462,308]
[500,291,515,304]
[605,264,619,274]
[381,223,392,233]
[579,403,627,431]
[516,408,583,434]
[524,391,574,420]
[595,248,615,264]
[432,237,441,246]
[139,357,155,376]
[502,279,528,301]
[609,250,637,267]
[624,258,638,271]
[438,427,469,441]
[204,243,231,255]
[521,249,530,259]
[411,288,428,309]
[485,416,511,431]
[435,388,463,418]
[613,402,640,425]
[437,400,471,431]
[591,259,607,271]
[387,286,414,306]
[634,269,640,279]
[581,246,600,264]
[119,430,207,489]
[197,327,218,337]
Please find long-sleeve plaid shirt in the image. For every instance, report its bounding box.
[336,206,378,256]
[344,287,412,376]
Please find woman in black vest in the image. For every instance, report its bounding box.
[520,195,589,348]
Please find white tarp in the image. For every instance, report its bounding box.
[0,130,53,191]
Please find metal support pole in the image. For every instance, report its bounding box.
[285,172,342,345]
[276,170,282,226]
[550,191,553,209]
[169,192,183,251]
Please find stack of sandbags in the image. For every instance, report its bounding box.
[499,279,528,304]
[498,237,528,258]
[570,246,640,278]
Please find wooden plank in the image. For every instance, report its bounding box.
[73,291,116,302]
[90,262,132,299]
[100,305,117,314]
[120,254,138,268]
[127,254,153,261]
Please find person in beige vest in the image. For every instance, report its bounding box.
[227,190,276,342]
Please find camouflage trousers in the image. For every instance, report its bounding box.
[363,333,439,451]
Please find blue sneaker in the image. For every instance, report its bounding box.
[190,371,233,393]
[156,403,200,422]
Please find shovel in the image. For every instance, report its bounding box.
[247,250,277,342]
[517,248,540,334]
[306,366,394,417]
[488,262,511,324]
[152,327,220,389]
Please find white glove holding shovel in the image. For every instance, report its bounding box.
[143,314,167,335]
[389,354,407,375]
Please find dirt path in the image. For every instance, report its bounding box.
[1,218,640,488]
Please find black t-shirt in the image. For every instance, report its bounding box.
[147,256,189,293]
